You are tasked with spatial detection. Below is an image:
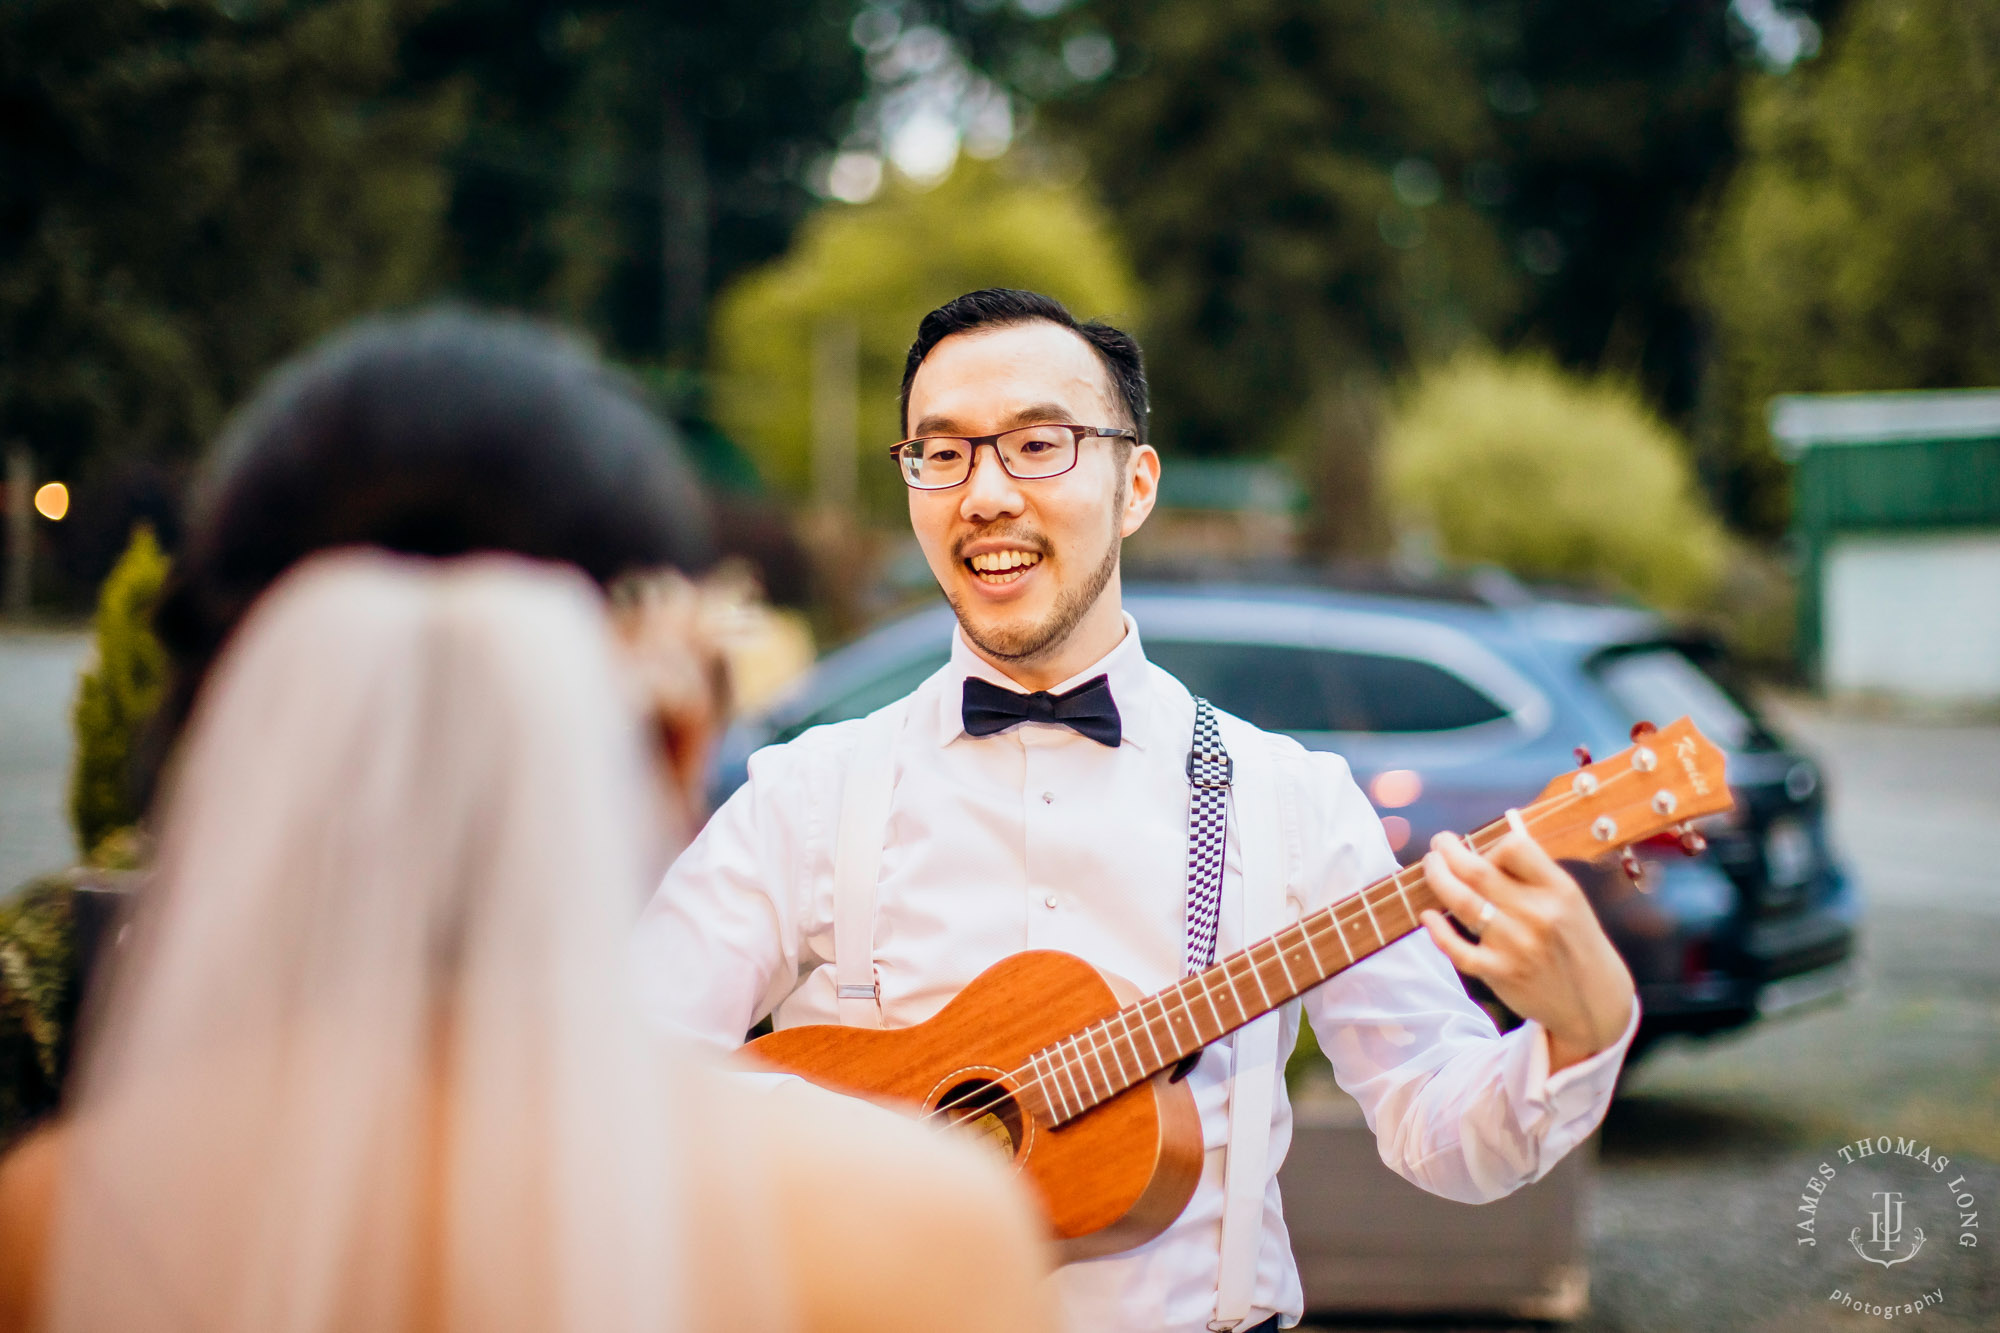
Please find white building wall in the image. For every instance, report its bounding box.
[1823,532,2000,704]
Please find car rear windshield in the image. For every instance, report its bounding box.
[1146,641,1510,734]
[1588,645,1763,751]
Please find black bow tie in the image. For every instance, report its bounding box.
[961,674,1122,748]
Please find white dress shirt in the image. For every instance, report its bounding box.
[633,614,1636,1332]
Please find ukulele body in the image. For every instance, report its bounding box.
[744,948,1204,1260]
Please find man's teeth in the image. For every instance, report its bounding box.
[969,550,1042,574]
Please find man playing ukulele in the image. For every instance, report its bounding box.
[635,289,1638,1333]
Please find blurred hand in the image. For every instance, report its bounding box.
[608,570,735,840]
[1416,827,1636,1073]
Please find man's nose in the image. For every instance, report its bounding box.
[958,442,1026,522]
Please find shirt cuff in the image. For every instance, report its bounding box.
[1517,995,1642,1123]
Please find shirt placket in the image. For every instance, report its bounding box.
[1019,725,1066,949]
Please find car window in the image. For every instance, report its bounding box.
[1146,641,1510,734]
[774,652,951,743]
[1590,647,1754,751]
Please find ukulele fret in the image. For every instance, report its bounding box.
[1229,950,1272,1014]
[1077,1034,1111,1101]
[1392,868,1418,922]
[1327,908,1354,963]
[1051,1047,1085,1116]
[1358,888,1385,945]
[1189,969,1228,1037]
[1097,1020,1135,1087]
[1031,1048,1072,1122]
[1265,934,1299,994]
[1134,999,1168,1069]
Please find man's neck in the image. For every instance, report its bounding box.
[965,580,1127,693]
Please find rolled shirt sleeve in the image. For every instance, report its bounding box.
[1286,744,1636,1204]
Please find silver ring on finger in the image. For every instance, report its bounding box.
[1473,897,1498,937]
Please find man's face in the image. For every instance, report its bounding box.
[903,320,1158,667]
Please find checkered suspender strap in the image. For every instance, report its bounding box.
[1183,697,1232,974]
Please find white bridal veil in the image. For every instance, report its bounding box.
[45,552,732,1333]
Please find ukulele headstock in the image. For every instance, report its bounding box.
[1524,717,1733,862]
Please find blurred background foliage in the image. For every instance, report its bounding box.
[69,525,168,859]
[1700,0,2000,537]
[1382,350,1727,615]
[10,0,1999,637]
[710,158,1136,514]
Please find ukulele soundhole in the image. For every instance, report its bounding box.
[931,1076,1028,1164]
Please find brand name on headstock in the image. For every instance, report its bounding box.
[1674,734,1711,797]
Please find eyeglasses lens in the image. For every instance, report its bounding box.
[899,427,1078,490]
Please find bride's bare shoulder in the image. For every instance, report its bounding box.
[688,1066,1057,1333]
[0,1126,64,1333]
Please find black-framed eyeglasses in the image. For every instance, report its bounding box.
[887,424,1137,491]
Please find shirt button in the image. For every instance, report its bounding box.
[1041,791,1054,804]
[1043,894,1058,909]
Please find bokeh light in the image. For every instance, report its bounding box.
[33,481,69,521]
[1369,768,1423,809]
[1380,815,1412,853]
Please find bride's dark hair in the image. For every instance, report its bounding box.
[143,307,711,809]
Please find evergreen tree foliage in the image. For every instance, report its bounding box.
[1011,0,1769,467]
[70,525,170,858]
[0,875,80,1149]
[1701,0,2000,535]
[401,0,868,363]
[0,0,463,481]
[1382,350,1727,614]
[1036,0,1520,460]
[709,159,1137,514]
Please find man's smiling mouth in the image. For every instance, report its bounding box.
[965,549,1044,585]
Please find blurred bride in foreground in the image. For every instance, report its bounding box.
[0,553,1052,1332]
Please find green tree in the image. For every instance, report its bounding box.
[1037,0,1519,459]
[401,0,868,363]
[709,159,1138,514]
[1701,0,2000,536]
[1382,350,1727,614]
[0,0,462,482]
[70,525,170,858]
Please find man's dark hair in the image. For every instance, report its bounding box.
[899,288,1148,440]
[142,306,712,808]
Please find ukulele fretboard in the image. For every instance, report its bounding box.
[1012,817,1517,1127]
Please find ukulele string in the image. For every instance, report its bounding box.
[917,763,1650,1128]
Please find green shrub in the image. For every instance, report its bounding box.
[1381,350,1729,614]
[0,876,78,1148]
[70,525,170,857]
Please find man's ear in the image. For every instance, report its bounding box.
[1119,444,1162,539]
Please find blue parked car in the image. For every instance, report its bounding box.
[710,574,1856,1063]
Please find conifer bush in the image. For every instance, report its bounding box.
[1381,351,1729,615]
[69,525,170,858]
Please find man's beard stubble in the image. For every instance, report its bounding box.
[944,492,1124,666]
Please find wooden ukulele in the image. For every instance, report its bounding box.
[745,717,1733,1259]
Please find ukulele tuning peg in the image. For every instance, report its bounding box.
[1619,846,1643,884]
[1630,720,1658,741]
[1674,823,1707,856]
[1573,745,1593,768]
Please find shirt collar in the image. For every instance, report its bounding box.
[931,611,1157,752]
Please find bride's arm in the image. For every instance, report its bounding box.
[0,1126,62,1333]
[692,1075,1058,1333]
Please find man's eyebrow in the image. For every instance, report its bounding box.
[910,402,1080,437]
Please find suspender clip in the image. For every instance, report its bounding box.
[1186,748,1233,789]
